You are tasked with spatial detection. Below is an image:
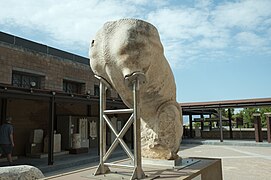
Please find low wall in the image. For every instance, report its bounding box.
[184,128,268,140]
[202,128,267,140]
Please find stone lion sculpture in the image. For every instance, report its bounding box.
[89,19,183,160]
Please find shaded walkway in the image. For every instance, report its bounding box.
[0,148,126,177]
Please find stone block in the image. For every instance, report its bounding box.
[0,165,44,180]
[26,143,43,155]
[43,134,61,153]
[29,129,44,143]
[81,139,89,148]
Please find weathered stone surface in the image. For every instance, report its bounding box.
[89,19,183,159]
[0,165,44,180]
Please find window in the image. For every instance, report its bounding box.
[63,80,82,94]
[12,71,41,89]
[94,85,99,96]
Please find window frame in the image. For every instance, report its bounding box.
[63,80,83,94]
[12,71,42,89]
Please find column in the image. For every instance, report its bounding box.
[264,113,271,143]
[48,95,55,165]
[253,113,263,142]
[219,108,223,142]
[189,114,193,138]
[200,114,204,131]
[228,109,233,139]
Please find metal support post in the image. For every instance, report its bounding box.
[48,95,55,165]
[200,114,204,131]
[131,77,145,180]
[94,80,110,175]
[219,108,223,142]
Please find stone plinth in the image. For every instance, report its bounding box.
[43,134,61,153]
[83,157,223,180]
[29,129,44,143]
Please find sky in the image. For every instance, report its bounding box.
[0,0,271,103]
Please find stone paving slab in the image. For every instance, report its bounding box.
[179,144,271,180]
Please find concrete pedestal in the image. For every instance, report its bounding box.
[44,134,61,153]
[85,157,222,180]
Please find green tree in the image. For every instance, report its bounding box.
[235,107,271,128]
[225,108,234,118]
[259,107,271,127]
[233,110,244,127]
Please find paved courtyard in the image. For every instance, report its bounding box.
[179,144,271,180]
[43,143,271,180]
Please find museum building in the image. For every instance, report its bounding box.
[0,31,132,160]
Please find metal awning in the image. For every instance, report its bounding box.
[180,97,271,111]
[0,83,125,107]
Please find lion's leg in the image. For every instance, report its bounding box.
[141,102,183,160]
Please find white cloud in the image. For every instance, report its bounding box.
[234,31,269,53]
[212,0,271,30]
[147,0,271,67]
[198,37,229,49]
[147,7,209,40]
[0,0,271,68]
[194,0,214,9]
[0,0,137,44]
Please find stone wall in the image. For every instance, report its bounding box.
[0,41,119,97]
[0,43,96,94]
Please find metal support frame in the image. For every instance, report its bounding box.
[94,73,145,180]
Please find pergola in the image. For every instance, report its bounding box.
[180,97,271,142]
